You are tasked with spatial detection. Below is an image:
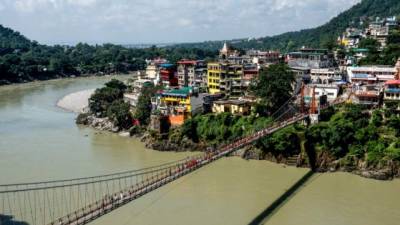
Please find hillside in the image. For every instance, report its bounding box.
[0,25,34,52]
[0,26,216,85]
[174,0,400,52]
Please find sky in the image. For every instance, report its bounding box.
[0,0,361,45]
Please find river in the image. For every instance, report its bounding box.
[0,77,399,225]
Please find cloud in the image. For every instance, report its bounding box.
[0,0,362,44]
[177,18,192,27]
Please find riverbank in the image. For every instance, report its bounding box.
[57,89,95,113]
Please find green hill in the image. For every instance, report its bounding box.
[174,0,400,52]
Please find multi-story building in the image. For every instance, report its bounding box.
[145,58,168,81]
[384,80,400,103]
[287,48,335,69]
[310,68,343,84]
[159,64,178,87]
[352,84,381,106]
[177,60,206,88]
[156,87,203,126]
[303,84,340,104]
[207,62,243,98]
[242,64,259,88]
[246,50,281,66]
[347,66,397,84]
[383,59,400,105]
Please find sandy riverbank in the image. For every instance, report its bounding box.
[57,89,95,113]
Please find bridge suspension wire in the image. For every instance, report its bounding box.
[0,96,313,225]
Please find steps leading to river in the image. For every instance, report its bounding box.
[286,155,299,167]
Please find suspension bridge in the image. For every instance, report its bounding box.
[0,94,339,225]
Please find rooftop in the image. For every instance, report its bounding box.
[161,87,192,97]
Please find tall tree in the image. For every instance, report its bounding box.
[251,64,295,115]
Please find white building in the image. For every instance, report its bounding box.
[310,68,343,84]
[347,66,397,84]
[304,84,340,103]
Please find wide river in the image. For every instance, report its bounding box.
[0,76,399,225]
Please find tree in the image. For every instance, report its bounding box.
[106,100,133,130]
[89,87,123,117]
[134,87,153,126]
[105,79,127,92]
[250,64,295,115]
[181,118,199,142]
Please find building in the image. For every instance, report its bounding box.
[384,80,400,103]
[207,62,243,98]
[157,87,203,126]
[347,66,397,84]
[159,64,178,87]
[123,79,153,106]
[212,99,253,115]
[310,68,343,84]
[177,60,207,88]
[287,48,335,69]
[202,93,224,113]
[339,28,364,49]
[246,50,280,65]
[352,84,381,106]
[383,58,400,104]
[304,84,340,104]
[145,58,168,81]
[219,42,240,60]
[242,64,259,88]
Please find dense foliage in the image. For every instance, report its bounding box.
[179,113,272,145]
[89,79,127,117]
[306,104,400,165]
[134,85,159,126]
[175,0,400,52]
[0,25,217,85]
[250,64,295,115]
[257,125,303,157]
[106,100,133,130]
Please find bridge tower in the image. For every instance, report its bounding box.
[309,86,319,124]
[300,82,306,114]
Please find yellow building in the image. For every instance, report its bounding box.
[158,87,194,126]
[207,62,243,98]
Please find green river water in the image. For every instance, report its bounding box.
[0,77,399,225]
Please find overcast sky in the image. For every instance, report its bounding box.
[0,0,361,45]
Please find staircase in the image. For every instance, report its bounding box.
[286,154,299,167]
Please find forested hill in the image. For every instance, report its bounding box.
[0,26,216,85]
[174,0,400,52]
[0,25,33,51]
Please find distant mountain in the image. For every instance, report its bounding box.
[174,0,400,52]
